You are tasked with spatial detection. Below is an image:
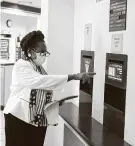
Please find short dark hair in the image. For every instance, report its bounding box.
[20,30,45,59]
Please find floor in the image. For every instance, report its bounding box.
[0,111,5,146]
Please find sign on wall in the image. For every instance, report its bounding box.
[111,33,123,53]
[109,0,127,32]
[0,39,9,60]
[84,23,92,51]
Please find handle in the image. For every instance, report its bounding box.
[59,95,78,102]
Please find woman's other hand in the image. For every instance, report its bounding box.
[59,100,65,106]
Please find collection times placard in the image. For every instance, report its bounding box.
[109,0,127,32]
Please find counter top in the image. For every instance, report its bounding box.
[0,63,14,66]
[0,59,15,65]
[0,60,14,65]
[59,102,131,146]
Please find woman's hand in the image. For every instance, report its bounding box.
[67,72,96,82]
[59,100,65,106]
[74,72,96,83]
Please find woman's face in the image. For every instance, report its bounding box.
[31,42,49,66]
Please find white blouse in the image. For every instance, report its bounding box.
[3,59,68,126]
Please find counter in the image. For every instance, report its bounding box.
[59,102,131,146]
[0,63,14,66]
[0,59,15,65]
[0,63,14,110]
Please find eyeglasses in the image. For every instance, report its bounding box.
[32,49,50,57]
[39,51,50,57]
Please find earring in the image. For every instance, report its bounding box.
[28,53,31,57]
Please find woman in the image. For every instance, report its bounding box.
[3,30,96,146]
